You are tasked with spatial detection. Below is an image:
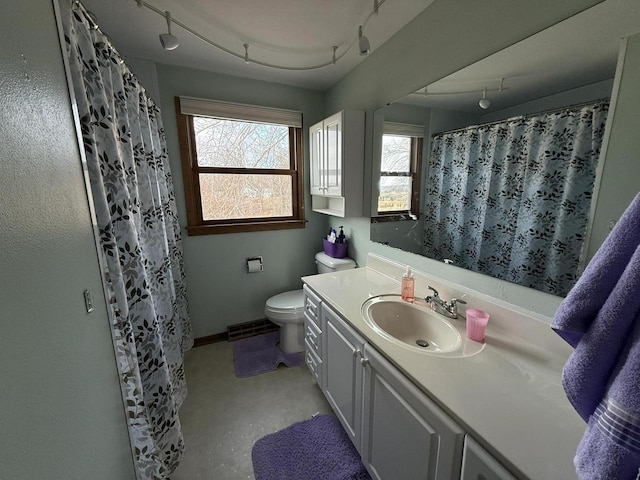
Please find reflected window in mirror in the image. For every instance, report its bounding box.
[375,122,424,221]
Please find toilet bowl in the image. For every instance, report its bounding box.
[264,290,306,353]
[264,252,356,353]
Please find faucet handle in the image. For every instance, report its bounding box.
[427,286,440,298]
[450,298,467,306]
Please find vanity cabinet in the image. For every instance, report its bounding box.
[322,300,365,452]
[309,110,365,217]
[362,343,465,480]
[314,294,465,479]
[460,436,517,480]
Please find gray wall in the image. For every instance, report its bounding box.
[156,65,329,338]
[0,1,134,478]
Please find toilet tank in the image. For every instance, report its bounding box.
[315,252,356,274]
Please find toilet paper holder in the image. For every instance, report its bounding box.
[246,256,264,273]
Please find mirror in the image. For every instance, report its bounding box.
[370,0,640,296]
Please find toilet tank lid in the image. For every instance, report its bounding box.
[266,289,305,310]
[315,252,356,270]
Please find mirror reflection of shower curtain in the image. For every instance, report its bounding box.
[425,101,608,296]
[64,3,193,478]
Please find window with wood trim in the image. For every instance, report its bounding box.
[175,96,305,235]
[375,124,424,219]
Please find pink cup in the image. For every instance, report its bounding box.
[466,309,490,342]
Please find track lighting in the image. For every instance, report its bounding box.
[479,88,491,109]
[419,78,507,110]
[139,0,387,69]
[159,11,179,51]
[359,26,370,56]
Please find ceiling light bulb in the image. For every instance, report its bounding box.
[358,26,370,56]
[479,88,490,109]
[159,11,179,50]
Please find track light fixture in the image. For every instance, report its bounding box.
[359,26,371,56]
[138,0,386,69]
[419,78,507,110]
[479,88,491,109]
[159,10,179,51]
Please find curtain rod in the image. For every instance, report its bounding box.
[432,97,610,137]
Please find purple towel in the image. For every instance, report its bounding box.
[551,193,640,478]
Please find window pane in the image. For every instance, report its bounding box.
[194,117,290,169]
[199,174,292,220]
[378,176,411,212]
[381,135,411,172]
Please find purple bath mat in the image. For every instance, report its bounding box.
[252,414,371,480]
[233,331,304,378]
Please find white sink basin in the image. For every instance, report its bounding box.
[361,295,462,354]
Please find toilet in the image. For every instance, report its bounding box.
[264,252,356,353]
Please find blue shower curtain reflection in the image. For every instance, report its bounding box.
[425,101,609,296]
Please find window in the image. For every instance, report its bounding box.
[375,122,424,219]
[175,96,305,235]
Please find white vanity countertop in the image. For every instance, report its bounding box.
[302,257,586,480]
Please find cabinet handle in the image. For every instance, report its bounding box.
[353,349,361,358]
[360,357,369,366]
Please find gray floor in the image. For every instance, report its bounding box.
[171,340,332,480]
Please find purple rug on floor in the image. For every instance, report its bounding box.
[233,331,304,378]
[252,414,372,480]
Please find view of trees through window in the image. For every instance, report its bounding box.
[193,117,292,220]
[378,134,412,212]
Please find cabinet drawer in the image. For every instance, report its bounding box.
[304,314,322,355]
[303,285,321,326]
[305,339,323,386]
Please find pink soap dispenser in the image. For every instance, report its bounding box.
[401,266,415,301]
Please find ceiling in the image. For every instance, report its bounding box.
[77,0,640,102]
[400,0,640,113]
[79,0,434,90]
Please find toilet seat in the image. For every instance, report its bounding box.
[265,289,305,320]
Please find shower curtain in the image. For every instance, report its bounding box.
[64,2,193,478]
[425,101,608,296]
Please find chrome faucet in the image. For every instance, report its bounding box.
[425,286,466,319]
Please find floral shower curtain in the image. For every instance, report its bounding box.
[425,101,609,296]
[64,2,193,478]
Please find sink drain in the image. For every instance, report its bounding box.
[416,339,430,348]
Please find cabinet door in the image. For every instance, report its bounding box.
[461,436,517,480]
[309,120,324,195]
[362,344,465,480]
[323,111,343,196]
[322,302,364,452]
